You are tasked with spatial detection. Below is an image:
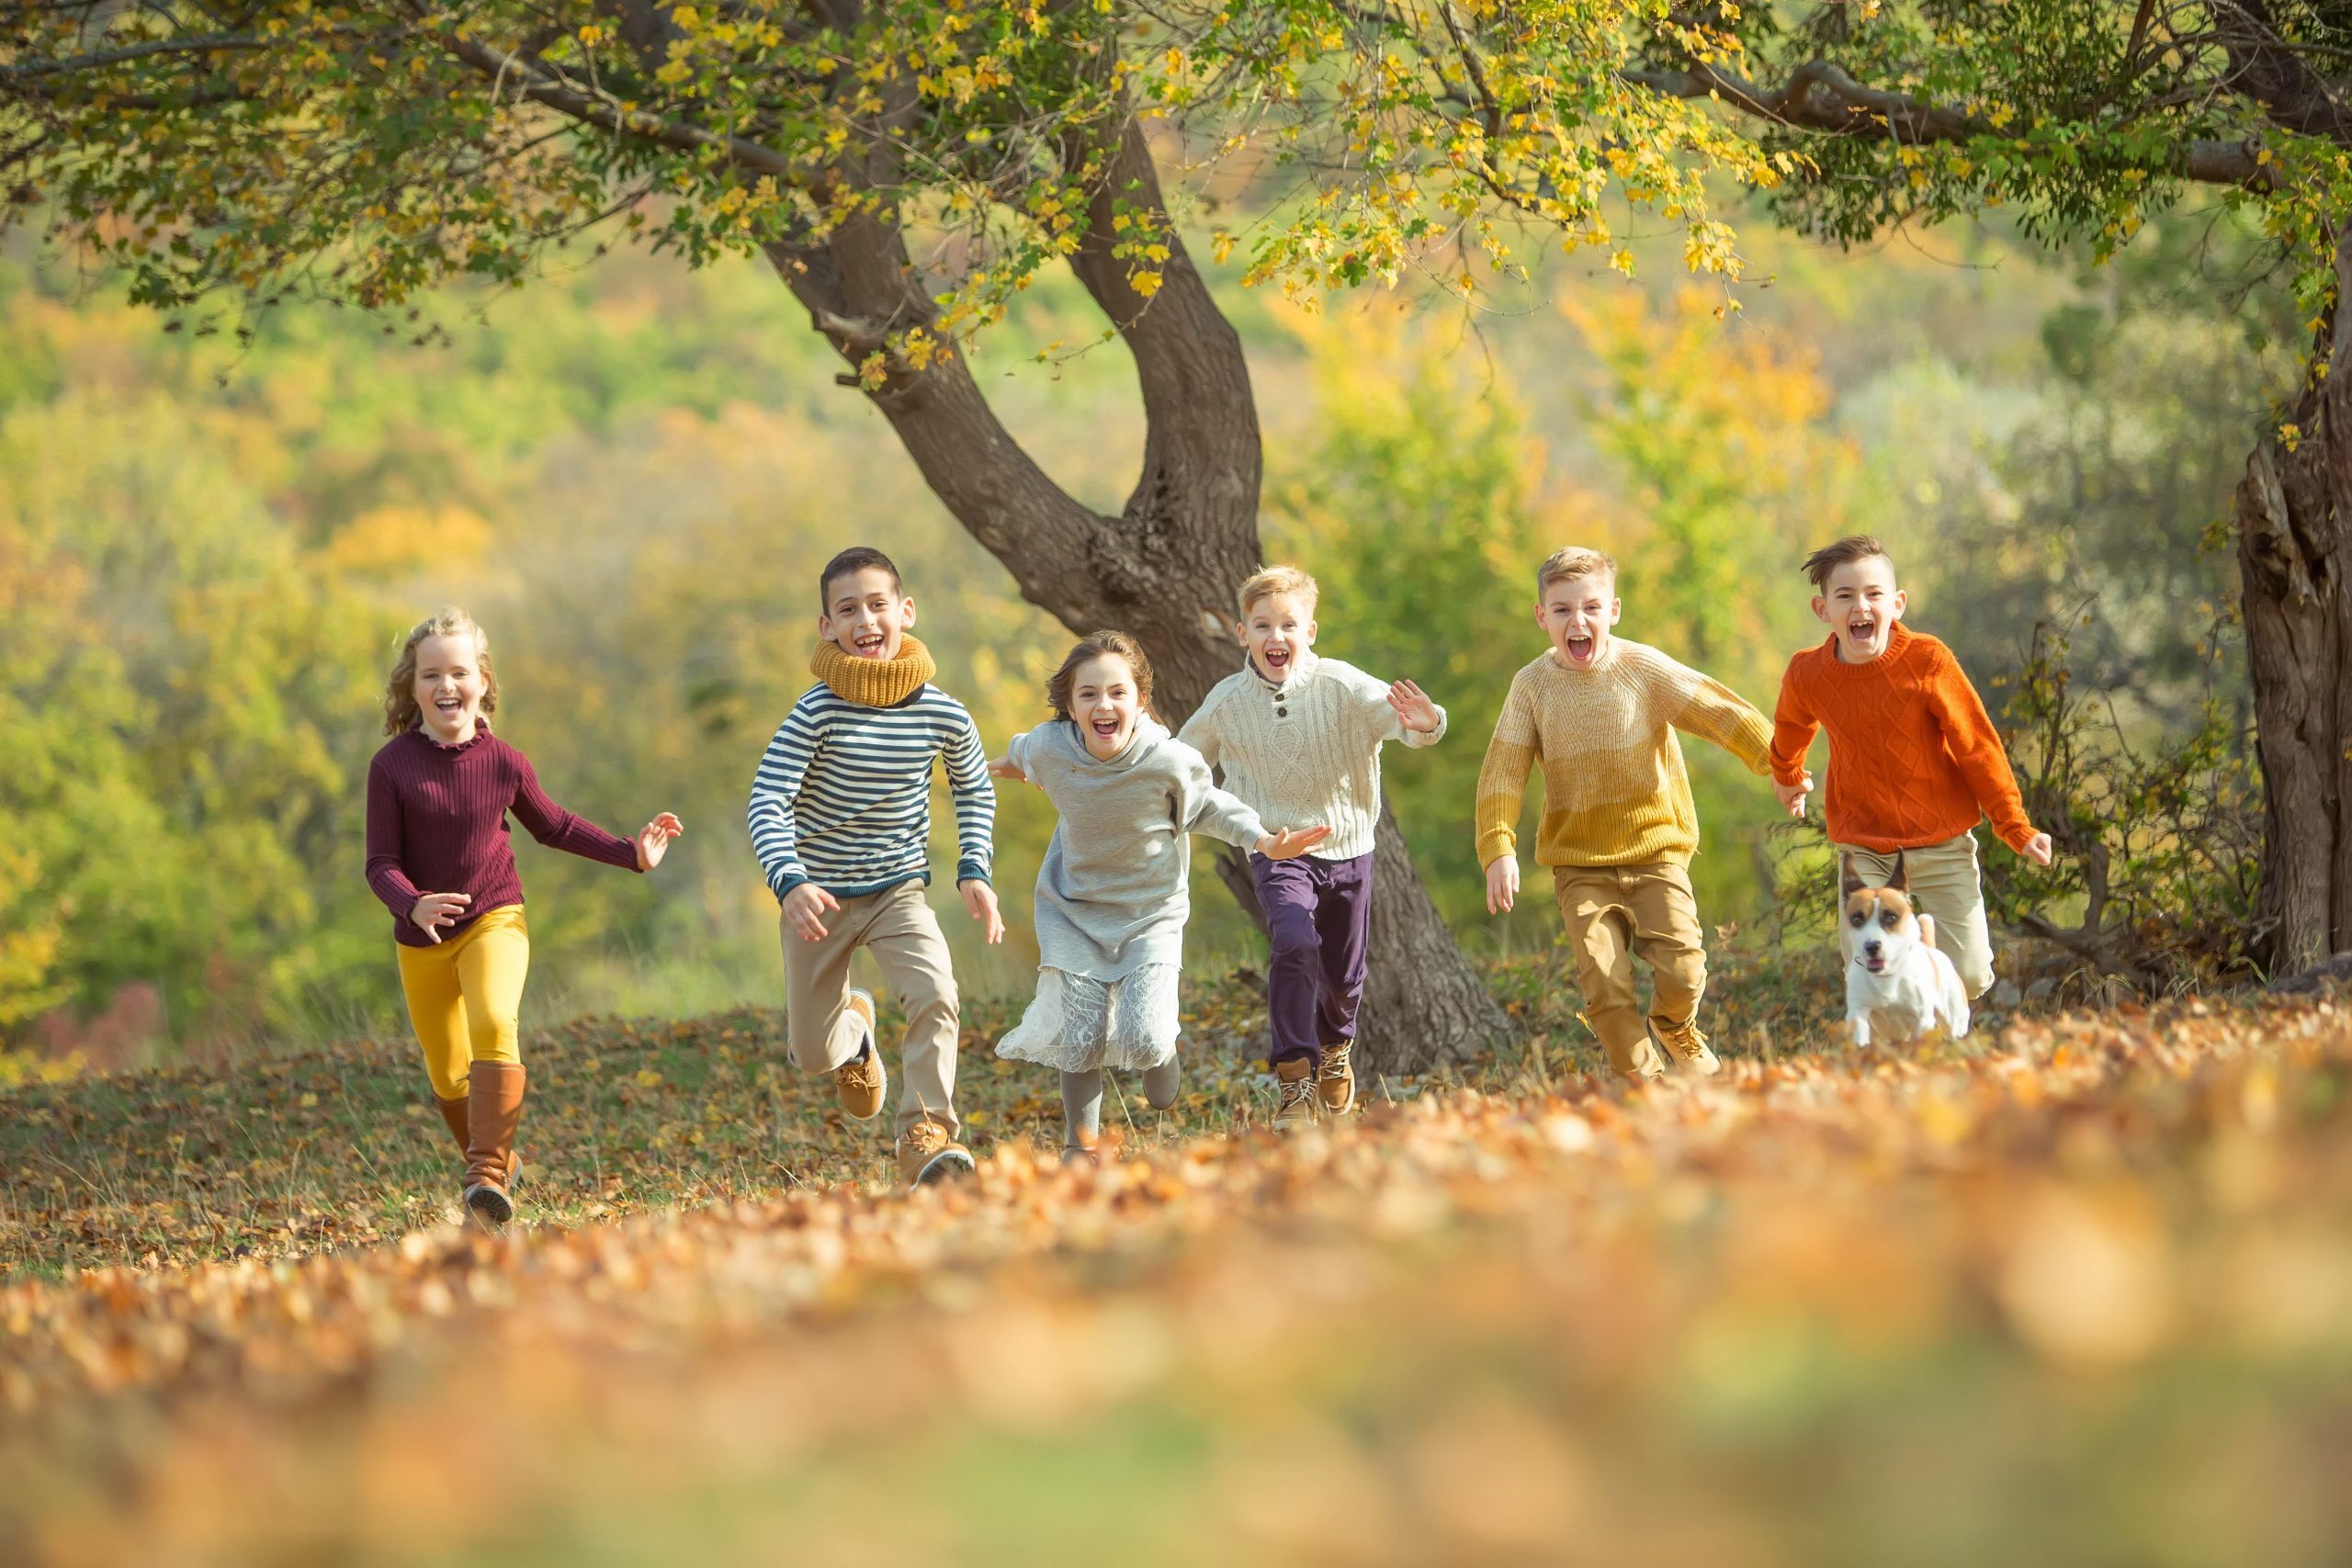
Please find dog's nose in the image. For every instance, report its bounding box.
[1863,940,1881,956]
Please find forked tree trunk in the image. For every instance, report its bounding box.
[765,117,1510,1074]
[2236,377,2352,976]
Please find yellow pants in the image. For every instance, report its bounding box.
[395,904,530,1100]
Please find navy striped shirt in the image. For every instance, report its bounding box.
[747,682,995,899]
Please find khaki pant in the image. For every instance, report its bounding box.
[1553,863,1706,1078]
[782,880,960,1134]
[1833,830,1996,998]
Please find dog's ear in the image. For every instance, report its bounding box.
[1839,852,1866,899]
[1885,852,1909,895]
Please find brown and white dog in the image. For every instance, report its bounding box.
[1839,852,1971,1047]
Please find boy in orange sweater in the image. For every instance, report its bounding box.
[1770,536,2053,998]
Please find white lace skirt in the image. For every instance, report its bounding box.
[996,964,1182,1073]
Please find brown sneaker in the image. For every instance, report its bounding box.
[1272,1058,1318,1131]
[832,989,886,1120]
[1317,1040,1358,1114]
[897,1118,975,1190]
[1655,1015,1722,1076]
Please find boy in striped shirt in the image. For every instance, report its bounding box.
[748,547,1002,1189]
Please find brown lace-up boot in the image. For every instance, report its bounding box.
[1317,1040,1358,1114]
[462,1061,527,1225]
[896,1116,975,1190]
[1654,1015,1722,1076]
[1273,1058,1318,1131]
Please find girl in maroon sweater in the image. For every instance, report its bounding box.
[367,609,682,1225]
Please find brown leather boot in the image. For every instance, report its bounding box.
[1272,1058,1317,1131]
[436,1091,523,1193]
[463,1061,527,1225]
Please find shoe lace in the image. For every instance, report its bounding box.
[1318,1042,1352,1078]
[1661,1021,1709,1058]
[1278,1075,1317,1112]
[836,1049,879,1088]
[901,1120,947,1156]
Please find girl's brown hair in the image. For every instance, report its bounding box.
[1046,630,1154,722]
[383,608,501,737]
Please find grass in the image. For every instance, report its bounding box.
[5,970,2351,1562]
[2,948,1845,1280]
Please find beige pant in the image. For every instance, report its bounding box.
[1554,862,1706,1078]
[782,880,960,1134]
[1833,830,1996,998]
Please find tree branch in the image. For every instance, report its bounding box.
[1625,56,2279,189]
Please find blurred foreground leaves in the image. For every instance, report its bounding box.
[6,981,2352,1563]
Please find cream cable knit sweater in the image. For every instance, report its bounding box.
[1178,649,1444,861]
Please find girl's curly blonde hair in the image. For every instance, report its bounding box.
[383,608,500,737]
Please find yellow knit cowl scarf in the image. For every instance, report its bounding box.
[810,633,937,706]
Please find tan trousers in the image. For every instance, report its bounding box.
[1553,863,1706,1078]
[781,880,960,1134]
[1833,830,1996,998]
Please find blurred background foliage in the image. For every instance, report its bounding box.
[0,194,2283,1063]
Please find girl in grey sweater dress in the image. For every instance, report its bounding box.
[990,632,1330,1160]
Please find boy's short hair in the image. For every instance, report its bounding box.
[1536,547,1617,594]
[1238,565,1318,617]
[1802,535,1893,592]
[819,546,903,610]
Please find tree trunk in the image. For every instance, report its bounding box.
[2234,243,2352,975]
[765,118,1510,1073]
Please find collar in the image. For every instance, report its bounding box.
[1249,646,1320,693]
[413,718,490,754]
[811,633,937,706]
[1821,619,1913,671]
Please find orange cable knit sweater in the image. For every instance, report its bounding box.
[1769,622,2036,854]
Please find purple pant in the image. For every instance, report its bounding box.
[1251,851,1374,1069]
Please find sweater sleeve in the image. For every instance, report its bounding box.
[507,749,642,871]
[747,700,822,899]
[1924,643,2038,852]
[363,754,424,919]
[1474,670,1541,869]
[1659,654,1773,776]
[1175,687,1225,773]
[939,698,997,886]
[1340,661,1446,750]
[1768,656,1819,787]
[1173,742,1268,850]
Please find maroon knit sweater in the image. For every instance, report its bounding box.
[365,725,640,947]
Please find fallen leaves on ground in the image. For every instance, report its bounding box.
[6,985,2352,1562]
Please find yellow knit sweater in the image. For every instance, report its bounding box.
[1475,639,1773,870]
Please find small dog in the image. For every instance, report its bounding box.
[1839,852,1970,1047]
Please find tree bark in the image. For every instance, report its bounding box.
[2234,232,2352,974]
[766,117,1510,1074]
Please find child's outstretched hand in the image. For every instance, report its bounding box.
[2020,831,2054,867]
[987,750,1028,784]
[635,812,684,871]
[1256,825,1333,861]
[783,882,840,942]
[1386,678,1442,734]
[1773,773,1813,819]
[1486,857,1519,915]
[409,891,472,943]
[960,878,1004,944]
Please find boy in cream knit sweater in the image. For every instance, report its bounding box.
[1476,547,1774,1079]
[1179,567,1445,1125]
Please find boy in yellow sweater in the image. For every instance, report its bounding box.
[1476,547,1775,1078]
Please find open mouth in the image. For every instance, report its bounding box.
[1861,953,1887,974]
[1091,716,1124,742]
[1261,646,1291,672]
[434,696,466,717]
[852,632,888,659]
[1564,633,1595,664]
[1846,614,1880,644]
